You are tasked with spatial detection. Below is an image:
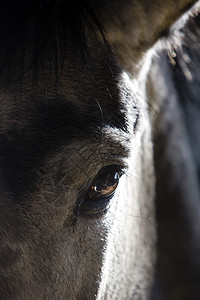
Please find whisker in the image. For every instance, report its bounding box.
[49,174,56,190]
[123,169,139,178]
[96,99,104,123]
[119,210,152,220]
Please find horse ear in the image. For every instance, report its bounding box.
[97,0,198,73]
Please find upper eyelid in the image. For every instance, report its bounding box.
[77,164,125,195]
[85,165,125,194]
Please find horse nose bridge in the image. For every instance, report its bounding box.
[0,243,21,268]
[0,203,24,275]
[0,195,28,244]
[0,197,13,230]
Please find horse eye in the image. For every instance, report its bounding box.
[78,166,123,216]
[88,171,120,199]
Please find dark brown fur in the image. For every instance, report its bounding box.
[0,1,199,299]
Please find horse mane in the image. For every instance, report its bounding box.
[0,0,107,83]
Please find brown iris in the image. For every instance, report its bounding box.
[87,169,121,201]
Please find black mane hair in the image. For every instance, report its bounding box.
[0,0,107,83]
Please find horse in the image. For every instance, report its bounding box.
[146,5,200,299]
[0,1,198,299]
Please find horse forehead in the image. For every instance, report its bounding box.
[0,69,131,136]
